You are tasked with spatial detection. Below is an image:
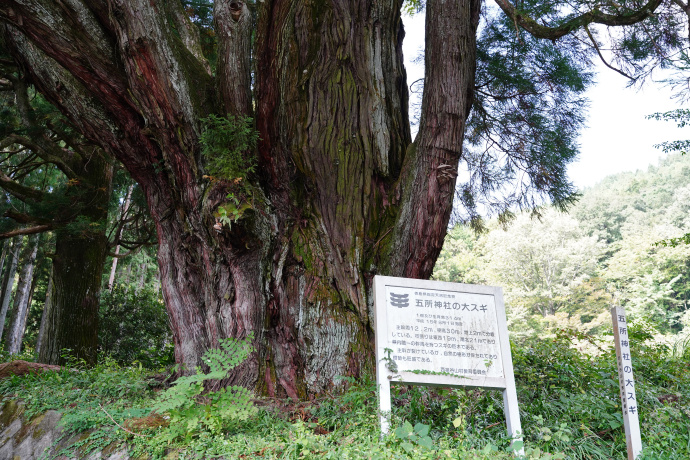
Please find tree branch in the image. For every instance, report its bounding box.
[584,26,635,80]
[4,209,51,225]
[493,0,664,40]
[166,1,211,74]
[107,247,139,258]
[0,167,46,202]
[0,133,79,180]
[388,0,481,279]
[0,224,53,239]
[7,73,84,178]
[215,0,253,116]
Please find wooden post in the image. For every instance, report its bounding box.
[611,306,642,459]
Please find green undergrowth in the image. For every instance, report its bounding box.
[0,328,688,459]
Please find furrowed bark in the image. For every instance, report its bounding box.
[37,148,113,366]
[1,0,476,396]
[387,0,480,279]
[255,0,410,396]
[215,0,253,116]
[1,1,245,373]
[38,228,107,365]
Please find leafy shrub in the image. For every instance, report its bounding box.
[0,326,687,459]
[99,285,173,368]
[394,420,433,452]
[0,357,152,458]
[149,334,257,444]
[383,328,690,459]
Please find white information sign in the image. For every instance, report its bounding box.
[374,276,522,453]
[611,306,642,459]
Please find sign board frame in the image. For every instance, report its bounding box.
[373,276,522,453]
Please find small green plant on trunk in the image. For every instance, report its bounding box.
[200,114,259,229]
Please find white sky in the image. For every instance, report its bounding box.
[401,12,687,191]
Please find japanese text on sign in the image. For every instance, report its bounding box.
[385,285,504,378]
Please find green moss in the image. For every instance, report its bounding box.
[13,412,44,445]
[0,400,23,429]
[30,413,49,440]
[99,439,121,457]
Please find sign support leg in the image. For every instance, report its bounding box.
[378,377,392,436]
[503,383,524,456]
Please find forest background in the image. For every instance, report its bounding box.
[435,151,690,346]
[1,149,688,372]
[2,145,690,460]
[0,1,687,455]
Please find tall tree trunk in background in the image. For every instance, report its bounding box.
[37,150,113,366]
[0,0,479,394]
[137,263,147,292]
[123,260,134,287]
[0,241,8,283]
[108,184,134,291]
[6,233,39,354]
[0,236,22,341]
[35,265,52,357]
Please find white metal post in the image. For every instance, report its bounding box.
[496,287,524,456]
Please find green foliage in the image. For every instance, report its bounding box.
[484,209,602,318]
[215,191,254,228]
[457,4,591,226]
[0,73,114,240]
[432,225,483,284]
[394,420,433,452]
[150,334,257,444]
[646,109,690,247]
[386,330,690,459]
[98,285,173,368]
[402,0,425,15]
[200,114,261,229]
[1,331,688,458]
[0,357,151,458]
[655,233,690,248]
[200,114,258,180]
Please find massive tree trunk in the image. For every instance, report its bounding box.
[37,149,113,366]
[38,226,109,365]
[0,0,479,396]
[6,233,39,354]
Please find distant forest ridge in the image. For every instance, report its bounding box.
[434,152,690,339]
